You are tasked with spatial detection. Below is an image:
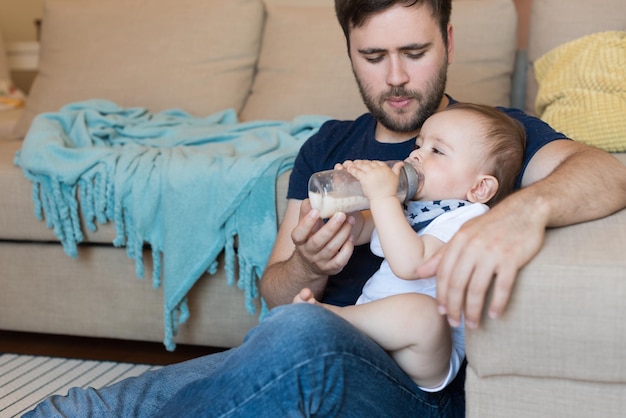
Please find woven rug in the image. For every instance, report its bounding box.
[0,353,161,417]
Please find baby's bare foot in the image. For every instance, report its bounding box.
[293,288,318,305]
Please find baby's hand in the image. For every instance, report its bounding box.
[346,160,399,201]
[334,160,356,170]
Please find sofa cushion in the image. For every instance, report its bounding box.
[525,0,626,115]
[447,0,517,107]
[240,1,367,121]
[240,0,517,122]
[13,0,264,138]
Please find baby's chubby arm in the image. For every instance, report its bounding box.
[343,160,444,280]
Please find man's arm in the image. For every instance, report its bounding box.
[424,139,626,328]
[260,198,356,308]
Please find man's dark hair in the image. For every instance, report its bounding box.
[335,0,453,49]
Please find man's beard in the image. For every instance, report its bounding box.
[355,61,448,133]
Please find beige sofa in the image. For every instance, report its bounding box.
[0,0,624,416]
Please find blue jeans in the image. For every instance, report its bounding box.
[25,304,465,417]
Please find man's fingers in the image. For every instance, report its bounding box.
[439,252,473,327]
[437,238,521,328]
[300,198,313,215]
[487,262,517,320]
[461,258,497,328]
[326,235,355,274]
[291,209,354,276]
[320,216,352,252]
[434,237,467,320]
[291,205,323,246]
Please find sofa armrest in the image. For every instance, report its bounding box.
[466,198,626,383]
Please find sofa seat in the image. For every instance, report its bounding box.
[0,241,262,347]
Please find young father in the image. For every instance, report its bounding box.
[27,1,626,417]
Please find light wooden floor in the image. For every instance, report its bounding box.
[0,331,225,365]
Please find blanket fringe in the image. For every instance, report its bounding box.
[237,258,261,315]
[164,298,190,351]
[223,232,262,315]
[152,246,162,289]
[224,234,236,287]
[28,175,83,258]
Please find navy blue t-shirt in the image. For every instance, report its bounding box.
[287,101,567,306]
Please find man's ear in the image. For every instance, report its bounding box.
[466,175,498,204]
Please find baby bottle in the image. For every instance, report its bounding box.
[308,161,424,218]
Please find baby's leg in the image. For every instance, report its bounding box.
[293,290,452,388]
[326,293,451,389]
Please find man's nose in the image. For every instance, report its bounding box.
[386,56,409,86]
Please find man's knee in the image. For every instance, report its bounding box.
[251,304,355,350]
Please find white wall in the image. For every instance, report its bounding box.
[0,0,43,42]
[0,0,43,92]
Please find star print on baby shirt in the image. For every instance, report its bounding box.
[404,199,468,233]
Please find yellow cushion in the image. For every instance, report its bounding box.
[534,31,626,152]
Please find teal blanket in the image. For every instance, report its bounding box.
[15,100,328,350]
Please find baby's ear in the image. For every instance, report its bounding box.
[467,175,498,204]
